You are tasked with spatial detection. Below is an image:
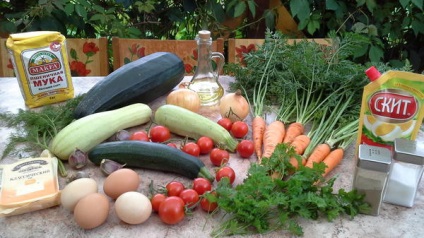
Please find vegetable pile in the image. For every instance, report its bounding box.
[2,34,403,235]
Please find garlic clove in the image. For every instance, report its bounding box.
[100,159,126,176]
[68,148,88,169]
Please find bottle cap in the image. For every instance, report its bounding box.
[358,144,392,172]
[198,30,211,39]
[394,138,424,165]
[365,66,382,81]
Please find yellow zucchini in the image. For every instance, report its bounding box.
[49,103,152,160]
[154,104,238,152]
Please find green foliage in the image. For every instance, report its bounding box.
[213,143,369,236]
[284,0,424,72]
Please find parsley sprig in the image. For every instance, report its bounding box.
[213,143,369,237]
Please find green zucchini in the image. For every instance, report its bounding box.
[49,103,152,160]
[74,52,184,119]
[88,141,214,181]
[154,104,238,152]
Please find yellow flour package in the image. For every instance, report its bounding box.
[0,150,60,217]
[6,31,74,108]
[356,66,424,153]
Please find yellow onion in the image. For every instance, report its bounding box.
[166,88,201,112]
[219,89,249,122]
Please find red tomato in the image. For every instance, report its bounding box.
[216,166,236,184]
[179,189,199,208]
[192,178,212,195]
[230,121,249,138]
[167,142,178,148]
[200,192,218,212]
[236,140,255,158]
[217,118,233,131]
[149,125,171,142]
[166,181,185,197]
[182,142,201,157]
[151,193,167,212]
[129,130,149,141]
[158,196,185,225]
[209,148,230,166]
[197,136,214,154]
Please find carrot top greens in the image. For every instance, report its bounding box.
[213,143,369,237]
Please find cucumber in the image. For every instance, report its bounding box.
[74,52,184,119]
[49,103,152,160]
[154,104,239,152]
[88,141,214,181]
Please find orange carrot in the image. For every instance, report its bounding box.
[289,156,306,169]
[252,116,266,160]
[305,143,331,168]
[322,148,344,177]
[262,120,285,159]
[283,122,304,144]
[290,134,310,155]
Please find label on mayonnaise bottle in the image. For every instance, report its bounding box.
[356,67,424,153]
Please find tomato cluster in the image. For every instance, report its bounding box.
[128,119,255,225]
[129,125,171,143]
[151,178,218,225]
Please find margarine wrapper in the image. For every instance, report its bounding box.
[0,150,60,217]
[6,31,74,108]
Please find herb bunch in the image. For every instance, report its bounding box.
[227,30,370,121]
[0,96,82,159]
[213,143,369,237]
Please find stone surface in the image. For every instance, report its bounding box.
[0,76,423,238]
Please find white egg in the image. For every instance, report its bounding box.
[115,191,152,225]
[61,178,98,211]
[371,121,403,142]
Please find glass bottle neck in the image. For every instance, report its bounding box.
[195,38,214,75]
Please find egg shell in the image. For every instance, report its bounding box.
[103,168,140,200]
[74,193,110,229]
[60,178,98,211]
[115,191,152,224]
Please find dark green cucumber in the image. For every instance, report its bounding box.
[88,141,214,181]
[74,52,184,119]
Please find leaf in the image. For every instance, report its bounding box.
[90,14,104,22]
[75,4,88,20]
[70,48,78,60]
[264,9,275,30]
[411,0,423,10]
[365,0,377,12]
[64,3,74,15]
[234,1,247,17]
[399,0,410,9]
[326,0,339,10]
[411,17,424,35]
[367,25,378,36]
[247,0,256,18]
[290,0,310,20]
[369,45,384,62]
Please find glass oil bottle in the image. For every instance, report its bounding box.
[188,30,225,106]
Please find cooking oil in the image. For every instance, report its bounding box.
[188,30,224,106]
[188,77,224,106]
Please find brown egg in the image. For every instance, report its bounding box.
[74,193,110,229]
[103,168,140,200]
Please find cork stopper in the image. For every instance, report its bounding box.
[198,30,211,39]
